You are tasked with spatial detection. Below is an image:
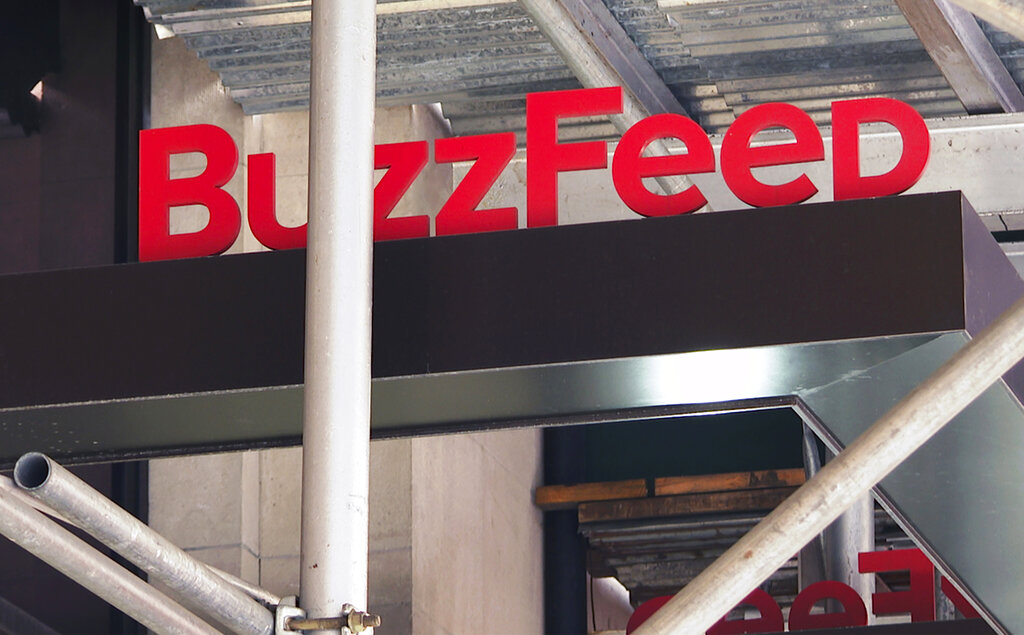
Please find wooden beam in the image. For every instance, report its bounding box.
[535,479,649,510]
[654,468,805,497]
[578,487,796,524]
[558,0,686,117]
[897,0,1024,113]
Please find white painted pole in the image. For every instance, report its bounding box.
[301,0,376,631]
[633,293,1024,635]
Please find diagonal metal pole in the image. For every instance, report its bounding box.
[301,0,376,631]
[634,292,1024,634]
[13,454,274,635]
[0,482,219,635]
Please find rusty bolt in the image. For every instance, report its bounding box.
[343,604,381,633]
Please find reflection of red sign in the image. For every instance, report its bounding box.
[625,549,980,634]
[138,87,930,262]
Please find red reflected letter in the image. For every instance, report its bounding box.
[626,596,671,634]
[139,124,241,262]
[526,87,623,227]
[859,548,936,622]
[721,103,825,207]
[706,589,784,634]
[941,578,982,619]
[434,132,518,236]
[789,581,868,630]
[248,153,306,250]
[612,113,715,216]
[832,98,929,201]
[374,141,430,241]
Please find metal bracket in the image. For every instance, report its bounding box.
[275,596,305,635]
[275,598,381,634]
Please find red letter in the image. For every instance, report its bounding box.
[832,97,929,200]
[247,153,306,250]
[706,589,784,634]
[526,87,623,227]
[374,141,430,241]
[626,596,671,634]
[434,132,517,236]
[139,124,241,262]
[612,113,715,216]
[789,581,868,630]
[721,103,824,207]
[859,548,935,622]
[940,578,982,619]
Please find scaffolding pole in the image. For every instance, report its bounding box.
[13,453,274,635]
[301,0,376,632]
[0,484,219,635]
[633,293,1024,635]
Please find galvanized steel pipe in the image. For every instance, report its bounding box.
[0,483,219,635]
[633,293,1024,634]
[301,0,376,631]
[13,453,274,635]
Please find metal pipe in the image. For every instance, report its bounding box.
[633,293,1024,635]
[301,0,376,630]
[823,492,875,616]
[0,485,219,635]
[209,563,282,609]
[0,473,64,522]
[13,453,274,635]
[797,426,825,590]
[517,0,699,202]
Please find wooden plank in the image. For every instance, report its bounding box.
[534,479,649,510]
[578,487,796,524]
[654,468,805,497]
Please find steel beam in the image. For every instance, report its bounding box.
[897,0,1024,113]
[517,0,697,201]
[948,0,1024,43]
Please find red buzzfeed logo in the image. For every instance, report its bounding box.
[138,87,931,262]
[626,548,980,634]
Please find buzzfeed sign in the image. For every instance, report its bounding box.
[138,86,930,262]
[626,548,981,634]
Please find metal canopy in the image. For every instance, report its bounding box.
[2,191,1024,629]
[132,0,1024,136]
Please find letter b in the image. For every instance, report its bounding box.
[138,124,242,262]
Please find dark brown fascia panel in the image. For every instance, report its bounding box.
[0,191,973,411]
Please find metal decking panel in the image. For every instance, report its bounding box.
[133,0,1024,138]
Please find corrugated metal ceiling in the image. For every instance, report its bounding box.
[134,0,1024,137]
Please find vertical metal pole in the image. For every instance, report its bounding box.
[301,0,376,630]
[823,493,875,617]
[797,427,826,590]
